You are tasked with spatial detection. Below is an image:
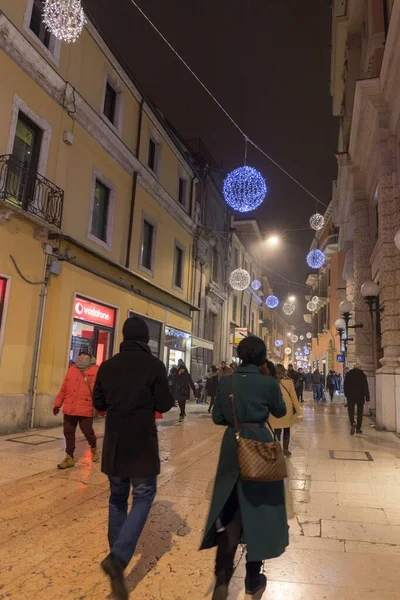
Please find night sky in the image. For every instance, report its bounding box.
[83,0,338,323]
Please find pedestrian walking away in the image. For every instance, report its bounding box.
[295,367,306,402]
[207,365,219,413]
[312,369,324,402]
[344,364,370,435]
[53,346,100,470]
[305,369,312,392]
[175,363,197,422]
[326,370,337,402]
[269,364,302,457]
[200,336,288,600]
[93,316,174,600]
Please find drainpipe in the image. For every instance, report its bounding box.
[125,97,144,268]
[383,0,389,39]
[29,254,50,429]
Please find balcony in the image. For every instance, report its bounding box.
[321,233,339,256]
[0,155,64,229]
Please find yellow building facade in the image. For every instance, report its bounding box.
[0,2,198,432]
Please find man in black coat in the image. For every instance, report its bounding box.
[175,363,197,422]
[344,364,370,435]
[93,316,174,600]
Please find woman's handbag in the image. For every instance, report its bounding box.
[228,376,288,483]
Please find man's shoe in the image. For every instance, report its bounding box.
[283,440,292,457]
[179,415,184,423]
[212,581,229,600]
[350,425,356,436]
[91,447,100,462]
[356,429,363,434]
[57,455,75,470]
[245,573,267,597]
[101,554,128,600]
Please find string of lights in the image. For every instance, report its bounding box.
[127,0,328,209]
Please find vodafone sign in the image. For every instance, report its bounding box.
[74,297,115,328]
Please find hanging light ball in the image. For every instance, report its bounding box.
[223,166,267,213]
[43,0,86,43]
[251,279,262,291]
[307,301,317,312]
[275,340,282,347]
[395,230,400,250]
[229,268,250,291]
[291,335,298,343]
[306,332,312,339]
[300,335,304,340]
[307,249,325,269]
[282,302,295,316]
[266,295,279,309]
[312,296,319,303]
[304,349,310,355]
[309,213,325,231]
[285,347,292,355]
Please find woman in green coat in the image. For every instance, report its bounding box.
[200,337,288,599]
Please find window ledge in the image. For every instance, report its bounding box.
[138,264,154,278]
[99,112,122,138]
[87,232,112,253]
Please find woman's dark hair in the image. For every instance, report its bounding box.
[210,365,218,374]
[265,360,277,378]
[237,336,266,366]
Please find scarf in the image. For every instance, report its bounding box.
[75,356,96,371]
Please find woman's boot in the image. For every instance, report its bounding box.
[212,538,236,600]
[245,561,267,598]
[283,439,292,457]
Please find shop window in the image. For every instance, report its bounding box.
[178,176,188,208]
[140,217,156,274]
[173,243,185,290]
[71,296,116,366]
[88,171,115,251]
[164,326,191,373]
[232,295,238,323]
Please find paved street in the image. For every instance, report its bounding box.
[1,395,400,599]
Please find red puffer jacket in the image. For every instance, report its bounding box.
[55,365,99,417]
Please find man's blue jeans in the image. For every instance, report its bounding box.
[313,383,322,402]
[108,476,157,568]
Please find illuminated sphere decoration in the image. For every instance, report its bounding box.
[282,302,295,316]
[300,335,304,340]
[312,296,319,304]
[229,268,250,291]
[223,166,267,213]
[304,349,310,355]
[306,332,312,339]
[43,0,86,43]
[307,301,317,312]
[291,335,298,343]
[251,279,262,291]
[285,347,292,355]
[395,230,400,250]
[295,352,299,356]
[307,249,325,269]
[309,213,325,231]
[266,295,279,309]
[275,340,281,347]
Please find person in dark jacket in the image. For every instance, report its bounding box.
[295,367,306,402]
[93,316,174,600]
[312,369,324,402]
[207,365,219,413]
[175,364,197,422]
[344,364,370,435]
[305,370,312,391]
[326,370,337,402]
[201,336,288,600]
[168,365,178,406]
[287,363,298,386]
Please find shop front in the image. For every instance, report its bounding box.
[70,295,116,366]
[163,326,191,373]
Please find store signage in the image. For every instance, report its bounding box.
[74,297,115,328]
[234,327,248,345]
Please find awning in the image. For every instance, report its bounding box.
[192,336,214,351]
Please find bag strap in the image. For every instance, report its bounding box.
[79,369,93,399]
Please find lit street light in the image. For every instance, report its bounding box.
[266,235,280,246]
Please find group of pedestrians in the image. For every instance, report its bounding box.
[52,313,370,600]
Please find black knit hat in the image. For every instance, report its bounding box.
[122,316,150,343]
[237,336,266,366]
[79,345,93,358]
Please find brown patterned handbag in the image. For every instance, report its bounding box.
[228,376,288,483]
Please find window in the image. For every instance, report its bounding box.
[178,177,188,208]
[234,245,239,268]
[243,304,248,328]
[140,218,155,273]
[212,248,219,282]
[29,0,51,48]
[0,278,7,330]
[129,312,161,358]
[103,82,117,125]
[173,244,184,289]
[232,295,238,323]
[251,311,255,333]
[244,259,250,274]
[91,180,110,243]
[148,138,157,171]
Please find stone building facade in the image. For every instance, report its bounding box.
[331,0,400,428]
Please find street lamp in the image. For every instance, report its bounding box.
[266,235,280,246]
[339,299,354,331]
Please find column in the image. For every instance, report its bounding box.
[343,242,356,367]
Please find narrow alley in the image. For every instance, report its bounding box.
[1,397,400,599]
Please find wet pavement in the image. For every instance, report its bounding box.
[1,395,400,598]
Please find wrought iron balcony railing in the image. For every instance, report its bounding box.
[0,154,64,228]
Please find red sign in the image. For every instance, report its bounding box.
[74,297,115,328]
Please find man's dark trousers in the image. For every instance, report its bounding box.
[348,399,363,431]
